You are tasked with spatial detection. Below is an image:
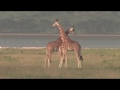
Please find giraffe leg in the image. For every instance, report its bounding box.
[62,53,66,67]
[48,58,50,68]
[63,58,66,66]
[76,55,80,68]
[48,53,52,68]
[59,56,63,68]
[75,51,81,68]
[59,51,64,68]
[64,55,67,68]
[59,56,62,68]
[44,57,47,68]
[59,48,64,68]
[77,56,81,68]
[44,49,48,68]
[78,57,81,68]
[64,50,67,68]
[61,55,64,67]
[59,50,63,68]
[65,59,67,67]
[61,50,66,67]
[44,51,48,68]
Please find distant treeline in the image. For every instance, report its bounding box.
[0,11,120,34]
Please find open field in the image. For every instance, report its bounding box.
[0,48,120,79]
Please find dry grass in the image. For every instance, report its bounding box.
[0,48,120,79]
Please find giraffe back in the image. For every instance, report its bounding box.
[46,37,62,51]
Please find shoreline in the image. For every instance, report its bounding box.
[0,33,120,36]
[0,46,119,49]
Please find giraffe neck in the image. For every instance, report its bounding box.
[56,23,68,43]
[56,29,71,42]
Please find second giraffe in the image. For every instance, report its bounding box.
[52,19,83,68]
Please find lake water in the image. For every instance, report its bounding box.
[0,34,120,49]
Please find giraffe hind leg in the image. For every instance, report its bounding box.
[64,54,67,68]
[63,50,67,68]
[44,57,47,68]
[48,58,50,67]
[59,53,64,68]
[59,56,63,68]
[75,51,81,68]
[48,53,52,67]
[59,49,64,68]
[44,49,48,68]
[62,50,67,68]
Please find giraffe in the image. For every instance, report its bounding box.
[52,19,83,68]
[44,26,75,68]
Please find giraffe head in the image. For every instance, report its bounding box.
[66,26,75,35]
[52,19,59,27]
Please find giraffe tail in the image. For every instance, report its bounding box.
[79,50,83,61]
[80,56,83,61]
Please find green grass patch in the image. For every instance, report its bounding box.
[0,48,120,79]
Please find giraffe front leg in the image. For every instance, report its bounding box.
[61,50,66,68]
[65,56,67,68]
[61,57,64,67]
[44,58,47,68]
[59,48,62,68]
[48,58,50,68]
[64,51,67,68]
[59,54,64,68]
[61,53,66,68]
[48,53,52,68]
[59,56,63,68]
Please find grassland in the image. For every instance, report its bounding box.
[0,48,120,79]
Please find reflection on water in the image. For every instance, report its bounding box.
[0,34,120,48]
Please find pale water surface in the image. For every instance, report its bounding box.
[0,34,120,48]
